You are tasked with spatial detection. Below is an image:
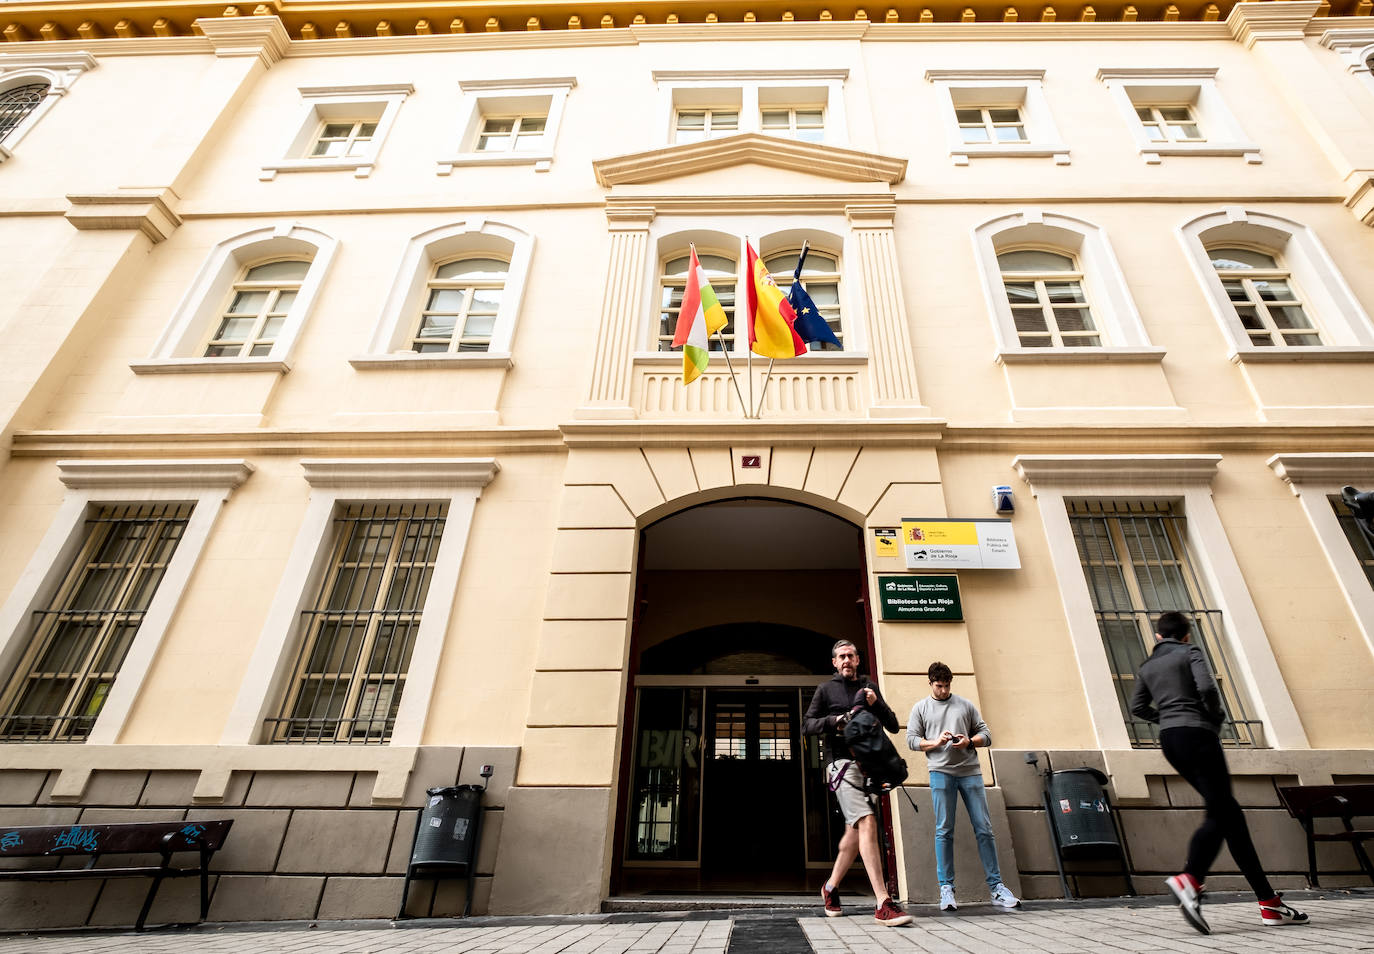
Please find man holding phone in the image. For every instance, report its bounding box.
[907,661,1020,912]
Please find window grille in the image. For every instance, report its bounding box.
[0,503,192,742]
[1068,499,1263,747]
[0,83,48,144]
[267,502,447,744]
[1332,496,1374,587]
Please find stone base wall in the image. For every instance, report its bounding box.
[991,749,1374,899]
[0,746,518,931]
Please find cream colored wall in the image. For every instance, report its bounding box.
[1211,452,1374,748]
[936,451,1100,751]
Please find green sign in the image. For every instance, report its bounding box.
[877,575,962,622]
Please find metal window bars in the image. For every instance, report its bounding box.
[0,83,49,144]
[0,503,193,742]
[1069,499,1264,748]
[266,502,447,744]
[1331,496,1374,588]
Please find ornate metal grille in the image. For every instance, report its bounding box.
[1332,496,1374,587]
[1069,499,1263,747]
[0,503,193,742]
[0,83,49,144]
[267,502,447,744]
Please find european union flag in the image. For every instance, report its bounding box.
[788,246,842,350]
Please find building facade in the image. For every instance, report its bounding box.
[0,0,1373,928]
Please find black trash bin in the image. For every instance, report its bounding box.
[1048,768,1119,850]
[398,784,486,918]
[1036,764,1135,899]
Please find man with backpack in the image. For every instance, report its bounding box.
[803,639,913,926]
[907,661,1020,912]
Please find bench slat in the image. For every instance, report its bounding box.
[0,820,231,858]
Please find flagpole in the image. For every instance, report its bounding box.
[714,331,749,418]
[755,358,776,418]
[745,237,755,418]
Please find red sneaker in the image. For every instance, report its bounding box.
[1165,874,1209,936]
[873,898,913,926]
[821,883,843,917]
[1259,895,1309,927]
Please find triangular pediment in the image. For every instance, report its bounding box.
[593,133,906,187]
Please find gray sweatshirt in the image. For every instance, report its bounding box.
[1129,638,1225,733]
[906,694,990,777]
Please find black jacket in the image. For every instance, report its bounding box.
[804,673,899,763]
[1129,638,1225,733]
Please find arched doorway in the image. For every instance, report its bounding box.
[612,497,877,895]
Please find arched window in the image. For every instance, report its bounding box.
[204,260,311,358]
[658,252,737,352]
[0,82,48,144]
[766,249,842,351]
[412,257,509,354]
[1206,247,1319,348]
[997,249,1100,348]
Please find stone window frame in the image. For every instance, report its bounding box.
[1318,28,1374,97]
[0,52,96,162]
[221,458,498,747]
[0,460,253,745]
[925,69,1070,166]
[652,69,849,148]
[351,219,533,370]
[133,224,339,375]
[972,210,1162,364]
[1268,453,1374,661]
[1096,67,1261,164]
[635,224,864,361]
[259,83,413,180]
[1177,208,1374,363]
[1013,454,1310,751]
[438,77,575,175]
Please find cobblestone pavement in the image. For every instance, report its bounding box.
[1,892,1371,954]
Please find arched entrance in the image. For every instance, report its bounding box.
[611,496,879,894]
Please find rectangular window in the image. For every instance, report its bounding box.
[476,114,547,153]
[267,502,447,744]
[310,119,378,158]
[1068,500,1262,747]
[956,106,1028,144]
[0,503,193,742]
[760,106,824,143]
[1332,497,1374,587]
[1134,104,1204,143]
[674,108,738,144]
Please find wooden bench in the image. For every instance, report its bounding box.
[0,819,232,930]
[1277,783,1374,888]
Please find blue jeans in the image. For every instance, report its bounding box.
[930,770,1002,889]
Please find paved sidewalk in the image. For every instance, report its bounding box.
[0,891,1370,954]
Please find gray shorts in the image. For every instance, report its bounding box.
[827,761,874,828]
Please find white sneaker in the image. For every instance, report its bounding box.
[989,883,1021,908]
[939,884,957,911]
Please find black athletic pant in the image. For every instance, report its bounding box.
[1160,725,1274,901]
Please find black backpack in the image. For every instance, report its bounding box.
[842,708,909,794]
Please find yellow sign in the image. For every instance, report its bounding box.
[903,521,979,546]
[873,528,899,557]
[899,518,1021,569]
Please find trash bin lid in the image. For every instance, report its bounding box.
[426,784,485,797]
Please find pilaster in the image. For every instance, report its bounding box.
[578,206,655,419]
[846,203,931,417]
[1229,3,1374,223]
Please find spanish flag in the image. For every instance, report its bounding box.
[746,241,807,359]
[671,246,729,384]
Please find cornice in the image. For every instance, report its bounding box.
[1013,454,1223,485]
[1096,66,1220,80]
[65,189,182,243]
[559,420,948,448]
[593,133,906,187]
[1319,24,1374,47]
[196,14,291,64]
[8,5,1366,50]
[300,457,500,489]
[458,75,576,90]
[1268,452,1374,488]
[925,68,1045,81]
[604,192,897,215]
[10,428,568,459]
[1228,0,1322,48]
[652,68,849,81]
[56,458,254,490]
